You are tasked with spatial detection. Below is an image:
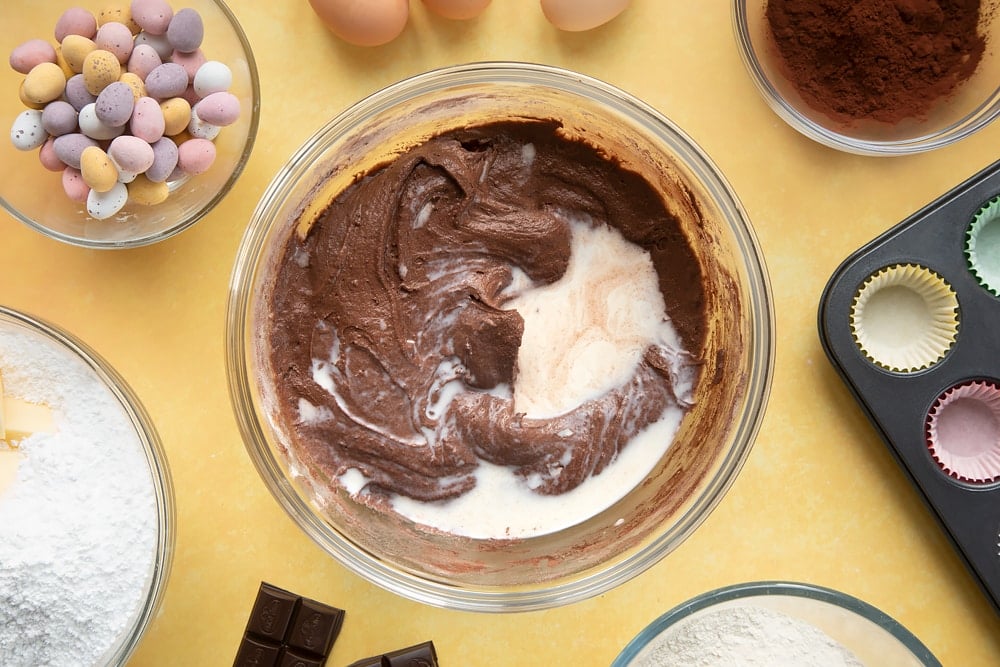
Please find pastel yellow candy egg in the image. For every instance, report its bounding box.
[23,62,67,104]
[159,97,191,136]
[82,49,121,95]
[54,45,75,78]
[18,81,45,110]
[127,174,169,205]
[80,145,119,192]
[119,72,146,101]
[61,34,97,73]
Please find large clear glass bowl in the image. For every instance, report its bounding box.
[0,0,259,248]
[613,581,940,666]
[733,0,1000,155]
[227,62,774,612]
[0,305,174,665]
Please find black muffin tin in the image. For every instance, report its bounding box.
[818,159,1000,616]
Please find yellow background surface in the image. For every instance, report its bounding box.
[3,1,1000,665]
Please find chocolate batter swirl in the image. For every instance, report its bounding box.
[267,120,707,503]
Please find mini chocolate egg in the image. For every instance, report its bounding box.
[10,110,47,152]
[82,49,122,95]
[61,34,97,73]
[159,97,191,136]
[95,81,135,126]
[134,31,173,60]
[130,96,165,142]
[540,0,631,31]
[9,39,58,75]
[119,72,147,100]
[130,0,174,35]
[80,145,119,192]
[166,8,204,53]
[194,91,239,126]
[97,5,140,34]
[422,0,491,20]
[146,136,177,181]
[193,60,232,97]
[62,167,90,202]
[186,107,219,139]
[169,48,206,80]
[55,7,98,41]
[126,43,162,79]
[87,180,129,219]
[41,100,79,137]
[176,136,215,175]
[145,62,188,98]
[108,135,154,173]
[95,21,134,63]
[39,137,64,171]
[309,0,409,47]
[53,132,99,169]
[65,74,97,110]
[127,174,169,205]
[79,102,125,140]
[23,62,67,104]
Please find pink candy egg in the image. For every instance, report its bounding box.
[130,96,166,142]
[176,137,215,175]
[39,137,64,171]
[95,21,134,63]
[55,7,98,41]
[108,134,155,173]
[194,91,239,126]
[126,43,162,79]
[9,39,57,75]
[130,0,174,35]
[62,167,91,202]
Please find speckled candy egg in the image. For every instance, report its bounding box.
[87,180,129,219]
[55,7,98,41]
[10,110,47,151]
[95,21,134,63]
[134,31,173,60]
[82,49,122,95]
[145,136,177,182]
[127,174,169,205]
[108,134,155,174]
[166,8,204,53]
[194,91,239,126]
[79,102,125,140]
[176,136,215,175]
[95,81,135,126]
[62,167,90,202]
[65,74,98,110]
[130,96,166,142]
[61,34,97,73]
[23,62,67,104]
[9,39,57,75]
[80,145,119,192]
[53,133,99,169]
[144,62,188,98]
[41,101,79,136]
[130,0,174,35]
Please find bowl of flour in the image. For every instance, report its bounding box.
[0,306,174,666]
[613,581,940,667]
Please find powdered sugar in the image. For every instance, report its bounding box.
[0,324,159,667]
[632,605,865,667]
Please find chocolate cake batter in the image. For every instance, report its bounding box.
[266,120,707,506]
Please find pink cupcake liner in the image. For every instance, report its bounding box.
[925,380,1000,484]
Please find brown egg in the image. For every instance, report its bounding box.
[422,0,491,20]
[540,0,631,32]
[309,0,409,47]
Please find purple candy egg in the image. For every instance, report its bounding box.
[53,133,99,169]
[65,74,97,111]
[146,136,178,182]
[144,62,188,99]
[95,81,135,127]
[41,100,79,137]
[166,8,204,53]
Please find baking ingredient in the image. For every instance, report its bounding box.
[0,324,159,666]
[7,2,243,220]
[632,605,865,666]
[0,370,54,443]
[422,0,492,20]
[540,0,631,31]
[346,641,438,667]
[765,0,986,123]
[308,0,410,46]
[266,119,705,538]
[233,582,346,666]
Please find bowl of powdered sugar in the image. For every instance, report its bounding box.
[613,581,940,667]
[0,306,174,666]
[733,0,1000,155]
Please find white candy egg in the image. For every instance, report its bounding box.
[193,60,232,97]
[86,181,129,219]
[540,0,631,31]
[10,109,47,151]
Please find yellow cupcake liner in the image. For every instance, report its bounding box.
[849,264,959,373]
[926,381,1000,484]
[965,195,1000,297]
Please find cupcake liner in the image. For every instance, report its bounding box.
[850,264,959,372]
[925,380,1000,484]
[965,195,1000,297]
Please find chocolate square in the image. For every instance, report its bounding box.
[234,636,282,667]
[287,597,345,657]
[247,583,298,642]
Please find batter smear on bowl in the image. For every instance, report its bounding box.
[266,119,707,538]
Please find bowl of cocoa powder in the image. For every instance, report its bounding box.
[733,0,1000,155]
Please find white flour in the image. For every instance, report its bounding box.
[632,605,866,667]
[0,326,158,667]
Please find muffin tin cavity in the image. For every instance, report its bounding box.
[819,160,1000,615]
[966,195,1000,296]
[850,264,958,373]
[925,380,1000,485]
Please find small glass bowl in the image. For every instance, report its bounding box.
[732,0,1000,155]
[0,0,259,248]
[0,305,174,665]
[227,62,774,612]
[613,581,940,666]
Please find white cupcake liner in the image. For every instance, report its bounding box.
[850,264,959,372]
[926,381,1000,484]
[965,195,1000,297]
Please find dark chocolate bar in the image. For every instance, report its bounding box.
[345,640,438,667]
[234,582,345,667]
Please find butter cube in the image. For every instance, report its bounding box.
[0,370,55,443]
[0,450,21,497]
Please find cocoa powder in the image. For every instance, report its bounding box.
[765,0,987,123]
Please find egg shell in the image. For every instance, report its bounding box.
[134,31,173,60]
[78,102,125,140]
[176,136,215,175]
[95,81,135,126]
[160,97,191,136]
[62,167,90,202]
[108,134,155,173]
[309,0,410,47]
[422,0,491,20]
[82,49,121,95]
[146,136,178,181]
[540,0,631,31]
[23,62,67,104]
[119,72,146,100]
[53,133,99,168]
[41,100,79,136]
[61,34,97,73]
[10,39,58,75]
[98,5,140,33]
[18,81,46,110]
[167,8,204,53]
[10,110,47,151]
[56,7,99,41]
[65,74,97,110]
[194,91,239,126]
[130,96,166,142]
[127,174,170,205]
[186,107,219,139]
[95,21,134,63]
[87,180,129,219]
[145,62,188,99]
[170,48,206,80]
[81,145,119,192]
[193,60,232,97]
[130,0,174,35]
